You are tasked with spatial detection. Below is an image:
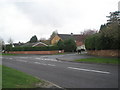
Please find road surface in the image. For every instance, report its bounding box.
[2,54,118,88]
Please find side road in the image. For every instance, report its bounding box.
[56,53,97,61]
[56,53,118,64]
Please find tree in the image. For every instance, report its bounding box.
[49,30,58,40]
[8,38,13,45]
[99,24,107,33]
[57,40,65,50]
[29,35,38,43]
[85,11,120,50]
[106,11,120,25]
[0,38,5,52]
[39,38,46,41]
[64,39,76,52]
[82,29,97,35]
[6,38,14,52]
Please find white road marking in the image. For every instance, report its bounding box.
[34,62,47,65]
[9,58,13,59]
[47,64,56,66]
[34,62,56,66]
[68,67,110,74]
[17,60,27,62]
[19,57,30,59]
[35,58,58,62]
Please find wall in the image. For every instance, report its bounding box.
[51,35,61,45]
[87,50,119,57]
[8,50,64,55]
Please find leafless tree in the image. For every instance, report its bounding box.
[8,38,13,45]
[82,29,97,35]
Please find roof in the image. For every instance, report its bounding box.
[32,42,48,47]
[20,42,48,47]
[12,42,24,47]
[58,34,75,40]
[57,34,86,42]
[40,40,51,45]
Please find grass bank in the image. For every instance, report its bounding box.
[75,58,119,64]
[2,65,46,88]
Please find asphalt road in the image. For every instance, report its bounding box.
[2,54,118,88]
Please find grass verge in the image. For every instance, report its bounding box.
[0,65,2,89]
[1,53,17,56]
[75,58,119,64]
[52,53,65,55]
[2,65,45,88]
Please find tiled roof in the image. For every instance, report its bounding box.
[57,34,86,42]
[58,34,75,40]
[20,42,48,47]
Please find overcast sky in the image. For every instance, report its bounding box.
[0,0,119,43]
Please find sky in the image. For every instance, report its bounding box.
[0,0,119,43]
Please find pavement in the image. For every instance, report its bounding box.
[2,54,118,88]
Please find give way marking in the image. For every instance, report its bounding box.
[68,67,110,74]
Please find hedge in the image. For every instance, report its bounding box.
[6,46,59,51]
[85,31,119,50]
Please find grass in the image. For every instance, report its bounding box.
[2,65,44,88]
[0,65,2,89]
[1,53,17,56]
[75,58,119,64]
[52,53,65,55]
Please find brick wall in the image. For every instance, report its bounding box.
[87,50,119,57]
[8,50,64,55]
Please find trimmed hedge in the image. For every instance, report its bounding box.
[6,46,59,51]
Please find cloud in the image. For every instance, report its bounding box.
[14,1,64,27]
[0,1,57,43]
[0,0,119,43]
[0,2,34,42]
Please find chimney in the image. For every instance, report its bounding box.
[71,33,73,36]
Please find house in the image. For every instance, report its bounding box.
[12,42,24,47]
[6,41,48,48]
[20,42,48,47]
[51,33,86,50]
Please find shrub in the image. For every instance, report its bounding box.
[64,39,76,52]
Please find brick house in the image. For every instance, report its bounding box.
[51,33,86,50]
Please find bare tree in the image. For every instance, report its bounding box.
[82,29,97,35]
[8,38,13,45]
[49,30,58,40]
[39,38,46,41]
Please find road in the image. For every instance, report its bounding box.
[2,54,118,88]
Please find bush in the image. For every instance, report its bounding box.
[64,39,76,52]
[6,45,12,52]
[56,40,65,50]
[85,24,119,50]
